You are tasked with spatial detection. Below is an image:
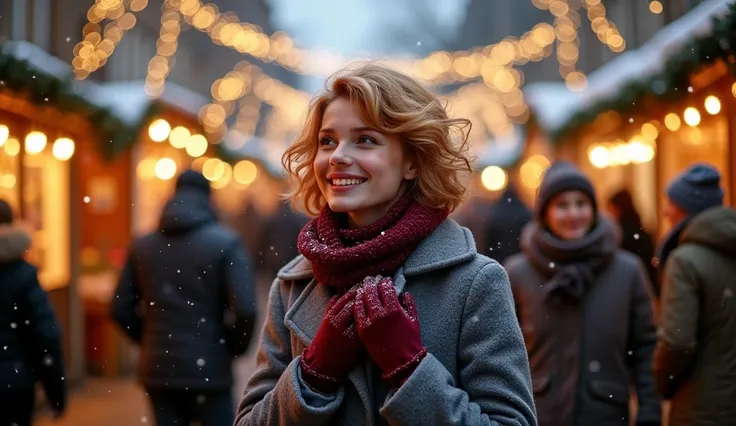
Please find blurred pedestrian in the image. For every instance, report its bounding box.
[0,199,66,425]
[111,170,257,426]
[653,164,736,424]
[236,64,536,425]
[504,162,661,426]
[484,183,532,264]
[607,189,657,297]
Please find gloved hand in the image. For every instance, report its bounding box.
[300,288,362,394]
[353,277,427,388]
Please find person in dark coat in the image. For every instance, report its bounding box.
[258,201,309,278]
[504,162,661,426]
[484,183,532,264]
[653,164,736,425]
[0,199,66,425]
[607,189,657,297]
[111,170,257,426]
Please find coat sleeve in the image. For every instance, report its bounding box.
[110,252,143,343]
[17,266,67,413]
[235,279,346,425]
[222,241,258,356]
[380,262,537,425]
[653,250,699,399]
[627,260,662,424]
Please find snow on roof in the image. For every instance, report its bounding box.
[82,80,209,126]
[225,135,285,177]
[3,41,74,80]
[475,125,527,169]
[524,0,733,133]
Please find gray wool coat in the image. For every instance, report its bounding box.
[235,219,536,425]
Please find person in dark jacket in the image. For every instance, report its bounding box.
[258,201,309,278]
[607,189,657,297]
[111,170,257,426]
[504,162,661,426]
[653,164,736,425]
[484,183,532,264]
[0,199,66,425]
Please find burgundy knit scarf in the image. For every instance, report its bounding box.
[297,193,448,288]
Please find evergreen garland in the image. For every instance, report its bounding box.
[0,44,161,159]
[550,1,736,143]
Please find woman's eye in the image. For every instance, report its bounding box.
[357,135,376,144]
[319,137,336,146]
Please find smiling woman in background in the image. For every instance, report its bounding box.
[504,162,662,426]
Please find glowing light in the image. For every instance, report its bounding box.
[0,125,8,146]
[148,119,171,142]
[683,107,701,127]
[4,138,20,156]
[202,158,225,181]
[233,160,258,185]
[480,166,507,191]
[649,1,663,14]
[185,134,208,157]
[588,145,610,169]
[169,126,191,149]
[664,113,681,131]
[52,137,76,161]
[25,131,47,154]
[704,96,721,115]
[154,157,177,180]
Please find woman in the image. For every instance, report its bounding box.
[607,189,657,297]
[504,163,661,426]
[0,199,66,425]
[236,64,536,425]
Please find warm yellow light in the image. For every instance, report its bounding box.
[640,122,659,140]
[136,157,158,180]
[211,162,233,189]
[664,113,681,131]
[202,158,225,181]
[627,138,655,164]
[52,137,75,161]
[233,160,258,185]
[0,174,16,189]
[704,95,721,115]
[185,134,208,157]
[588,145,610,169]
[732,82,736,98]
[683,107,701,127]
[649,0,663,14]
[25,131,47,154]
[610,143,631,166]
[154,157,177,180]
[4,137,20,156]
[148,118,171,142]
[191,156,209,172]
[480,166,507,191]
[519,155,550,189]
[0,125,8,146]
[169,126,191,149]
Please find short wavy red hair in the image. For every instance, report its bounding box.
[282,63,473,216]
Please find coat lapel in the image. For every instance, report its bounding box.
[280,257,375,424]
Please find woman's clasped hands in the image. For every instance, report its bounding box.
[300,276,427,394]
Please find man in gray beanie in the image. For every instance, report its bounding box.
[653,163,736,424]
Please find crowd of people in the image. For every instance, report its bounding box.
[1,63,735,426]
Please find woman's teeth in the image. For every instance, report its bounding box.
[331,178,364,186]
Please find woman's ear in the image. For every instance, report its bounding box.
[403,156,419,180]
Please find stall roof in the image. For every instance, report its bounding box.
[524,0,733,135]
[226,135,286,178]
[474,125,527,170]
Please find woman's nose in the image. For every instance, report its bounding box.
[329,142,353,166]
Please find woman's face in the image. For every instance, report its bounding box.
[314,97,417,228]
[545,190,595,240]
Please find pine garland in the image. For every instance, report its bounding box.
[550,1,736,143]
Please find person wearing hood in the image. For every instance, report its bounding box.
[111,170,257,426]
[652,164,736,425]
[0,199,66,425]
[504,162,661,426]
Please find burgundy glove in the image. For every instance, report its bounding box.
[354,277,427,388]
[300,289,362,394]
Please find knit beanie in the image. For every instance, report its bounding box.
[535,161,596,219]
[666,163,723,215]
[176,170,211,196]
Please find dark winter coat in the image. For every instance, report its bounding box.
[236,219,537,425]
[0,225,66,412]
[484,186,532,265]
[616,216,657,297]
[505,220,661,426]
[653,206,736,425]
[111,189,257,390]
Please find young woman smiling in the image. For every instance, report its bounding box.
[503,162,661,426]
[235,64,536,425]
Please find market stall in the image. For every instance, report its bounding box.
[525,0,736,237]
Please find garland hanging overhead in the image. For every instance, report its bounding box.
[550,1,736,143]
